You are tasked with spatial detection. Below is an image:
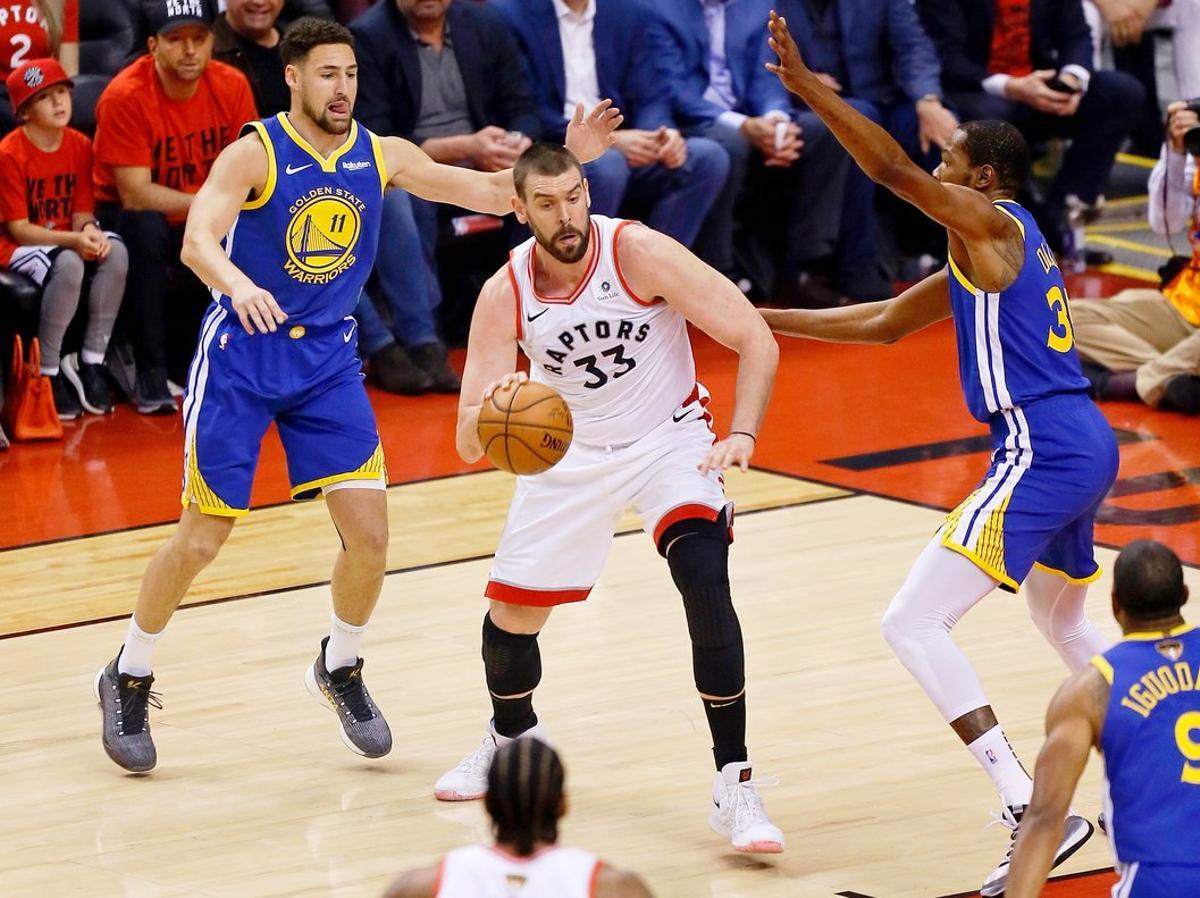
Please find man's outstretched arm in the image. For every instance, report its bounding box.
[764,11,1002,242]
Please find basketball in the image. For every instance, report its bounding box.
[478,380,574,475]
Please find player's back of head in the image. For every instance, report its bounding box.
[280,16,355,66]
[1113,539,1188,620]
[959,120,1031,194]
[485,737,566,856]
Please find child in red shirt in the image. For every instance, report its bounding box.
[0,58,128,419]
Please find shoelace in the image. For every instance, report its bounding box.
[119,677,162,734]
[456,736,496,775]
[985,806,1023,863]
[331,669,376,722]
[725,775,779,832]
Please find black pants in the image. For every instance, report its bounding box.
[99,205,213,383]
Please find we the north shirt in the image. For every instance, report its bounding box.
[0,125,93,265]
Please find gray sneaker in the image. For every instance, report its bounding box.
[93,654,159,772]
[980,804,1094,897]
[304,637,392,758]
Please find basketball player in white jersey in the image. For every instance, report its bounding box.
[386,739,653,898]
[433,143,783,853]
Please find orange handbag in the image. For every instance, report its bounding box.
[2,335,63,441]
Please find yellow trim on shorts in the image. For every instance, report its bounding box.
[946,253,978,293]
[1032,561,1103,586]
[939,531,1020,591]
[368,129,389,193]
[181,438,249,517]
[1091,655,1115,685]
[290,443,387,500]
[242,121,277,211]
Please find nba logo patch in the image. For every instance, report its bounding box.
[23,66,44,89]
[986,749,998,765]
[219,332,230,351]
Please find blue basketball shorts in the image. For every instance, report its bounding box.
[938,392,1119,591]
[179,305,385,516]
[1113,861,1200,897]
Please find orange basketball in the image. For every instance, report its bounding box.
[478,380,574,475]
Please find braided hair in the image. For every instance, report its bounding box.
[485,738,565,857]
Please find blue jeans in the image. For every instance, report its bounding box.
[582,138,729,247]
[356,188,441,357]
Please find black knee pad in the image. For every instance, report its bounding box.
[482,613,542,696]
[664,513,744,697]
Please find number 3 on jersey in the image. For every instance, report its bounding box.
[1045,286,1075,353]
[573,345,636,389]
[1177,710,1200,785]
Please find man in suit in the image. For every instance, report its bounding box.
[650,0,851,303]
[916,0,1143,246]
[349,0,542,393]
[493,0,728,249]
[778,0,956,291]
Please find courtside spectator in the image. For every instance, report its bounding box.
[650,0,849,304]
[0,58,126,419]
[94,0,256,414]
[0,1,78,134]
[493,0,728,250]
[214,0,291,116]
[778,0,953,297]
[350,0,540,393]
[916,0,1143,248]
[1074,100,1200,415]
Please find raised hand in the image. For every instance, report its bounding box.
[765,11,811,96]
[565,99,624,164]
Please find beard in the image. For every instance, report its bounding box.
[302,96,352,136]
[534,220,590,263]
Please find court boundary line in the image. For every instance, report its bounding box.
[935,864,1115,898]
[0,488,856,642]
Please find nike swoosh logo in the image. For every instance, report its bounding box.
[672,410,692,422]
[285,163,313,175]
[343,325,356,343]
[526,308,549,322]
[708,700,737,708]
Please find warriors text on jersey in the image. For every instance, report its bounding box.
[433,844,601,897]
[946,199,1090,423]
[1092,625,1200,870]
[508,215,695,446]
[221,113,387,327]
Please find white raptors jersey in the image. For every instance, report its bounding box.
[509,215,696,446]
[435,844,601,898]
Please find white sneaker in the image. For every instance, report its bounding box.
[708,761,784,854]
[433,722,548,801]
[980,804,1094,897]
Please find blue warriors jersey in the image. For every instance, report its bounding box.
[1093,624,1200,867]
[222,113,387,327]
[946,200,1090,423]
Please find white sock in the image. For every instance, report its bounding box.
[118,617,163,676]
[968,725,1033,807]
[325,613,366,671]
[81,348,105,365]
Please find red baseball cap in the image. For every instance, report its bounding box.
[6,58,72,114]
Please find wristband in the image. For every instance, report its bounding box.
[729,430,757,443]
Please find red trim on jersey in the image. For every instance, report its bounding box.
[613,220,661,307]
[507,253,523,341]
[485,580,593,606]
[528,221,601,305]
[680,383,715,430]
[589,860,604,898]
[652,503,721,547]
[431,856,447,897]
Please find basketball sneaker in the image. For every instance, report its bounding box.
[61,353,113,415]
[709,761,785,854]
[93,653,160,773]
[304,637,392,758]
[980,804,1094,896]
[434,722,549,801]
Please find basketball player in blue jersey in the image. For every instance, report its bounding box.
[1007,540,1200,898]
[762,12,1118,893]
[92,17,620,773]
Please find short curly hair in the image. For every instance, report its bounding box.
[959,120,1031,193]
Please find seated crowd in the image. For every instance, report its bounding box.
[0,0,1197,449]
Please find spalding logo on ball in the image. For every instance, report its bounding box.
[477,380,573,475]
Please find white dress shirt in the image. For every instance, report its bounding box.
[553,0,603,120]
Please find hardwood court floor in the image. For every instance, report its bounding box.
[9,471,1198,898]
